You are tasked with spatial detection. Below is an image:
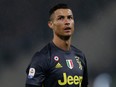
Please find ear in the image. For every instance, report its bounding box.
[48,21,53,29]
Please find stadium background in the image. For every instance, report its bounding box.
[0,0,116,87]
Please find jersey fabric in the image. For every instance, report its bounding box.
[26,42,88,87]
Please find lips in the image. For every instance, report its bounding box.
[64,27,71,30]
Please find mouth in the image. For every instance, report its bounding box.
[64,27,71,31]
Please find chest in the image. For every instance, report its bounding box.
[48,52,84,79]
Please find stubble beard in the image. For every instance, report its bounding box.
[57,33,71,41]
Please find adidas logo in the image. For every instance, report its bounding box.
[55,63,63,68]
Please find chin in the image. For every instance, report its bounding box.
[57,34,71,41]
[64,33,72,37]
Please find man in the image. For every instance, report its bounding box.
[25,3,88,87]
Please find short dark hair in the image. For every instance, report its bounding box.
[49,3,71,20]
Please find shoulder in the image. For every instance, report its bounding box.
[27,43,52,70]
[71,45,84,55]
[71,45,87,67]
[39,42,52,55]
[71,45,86,60]
[26,43,52,74]
[31,43,52,63]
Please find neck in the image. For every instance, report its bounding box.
[52,35,71,51]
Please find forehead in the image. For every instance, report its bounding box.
[53,9,73,16]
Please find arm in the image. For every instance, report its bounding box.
[81,55,88,87]
[25,52,49,87]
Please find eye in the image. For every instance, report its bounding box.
[68,16,73,19]
[58,16,64,20]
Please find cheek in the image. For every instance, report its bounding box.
[54,22,63,29]
[71,20,74,25]
[71,21,75,32]
[71,21,75,29]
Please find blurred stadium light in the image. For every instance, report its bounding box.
[93,73,112,87]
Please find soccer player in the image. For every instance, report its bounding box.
[25,3,88,87]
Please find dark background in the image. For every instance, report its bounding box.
[0,0,116,87]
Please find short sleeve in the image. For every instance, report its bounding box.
[25,52,49,87]
[81,55,88,87]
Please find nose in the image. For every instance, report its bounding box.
[64,19,70,25]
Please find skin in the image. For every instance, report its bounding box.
[48,9,74,51]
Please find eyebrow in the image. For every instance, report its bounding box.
[57,15,73,17]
